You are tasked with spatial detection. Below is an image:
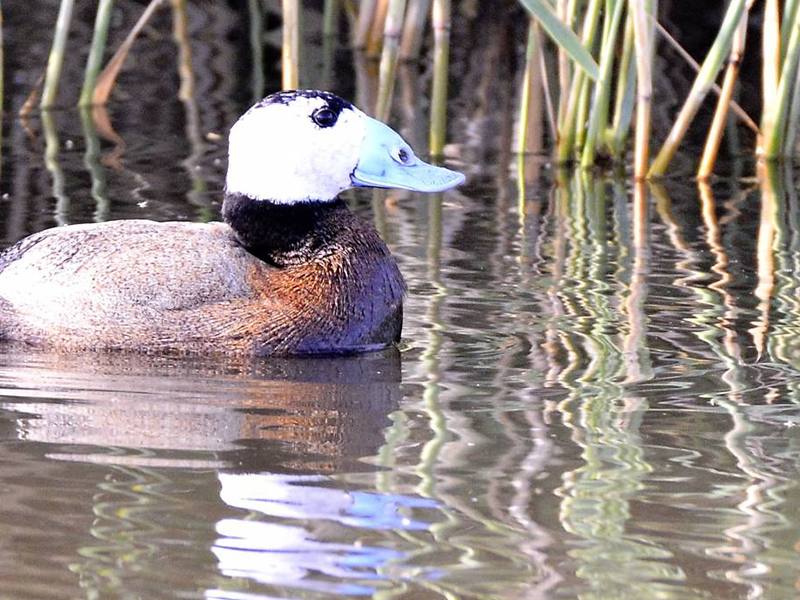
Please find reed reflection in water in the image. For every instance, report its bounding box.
[6,2,800,598]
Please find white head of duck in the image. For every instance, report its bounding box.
[225,90,465,204]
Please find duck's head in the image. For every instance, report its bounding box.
[225,90,465,204]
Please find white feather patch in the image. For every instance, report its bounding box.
[224,96,367,204]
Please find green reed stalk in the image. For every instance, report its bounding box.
[376,0,406,120]
[429,0,451,156]
[764,14,800,157]
[784,49,800,153]
[556,0,603,162]
[698,7,749,179]
[556,0,570,124]
[79,0,114,106]
[781,0,800,152]
[782,0,800,61]
[0,2,4,118]
[323,0,338,38]
[517,18,538,155]
[648,0,746,177]
[282,0,300,89]
[249,0,265,101]
[573,74,590,152]
[0,2,3,183]
[608,10,635,156]
[630,0,655,179]
[41,0,75,108]
[399,0,430,60]
[580,0,624,167]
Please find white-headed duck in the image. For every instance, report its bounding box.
[0,90,465,355]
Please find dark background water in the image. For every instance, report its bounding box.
[1,2,800,599]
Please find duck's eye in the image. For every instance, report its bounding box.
[312,107,338,128]
[394,147,412,165]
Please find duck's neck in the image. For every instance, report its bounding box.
[222,192,347,267]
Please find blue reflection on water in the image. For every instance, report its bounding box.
[211,473,437,596]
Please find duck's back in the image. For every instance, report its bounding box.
[0,220,267,352]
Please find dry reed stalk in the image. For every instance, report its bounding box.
[537,22,558,143]
[697,4,750,179]
[651,17,758,133]
[92,0,166,105]
[629,0,654,180]
[282,0,300,89]
[354,0,378,48]
[367,0,390,56]
[517,18,543,156]
[41,0,75,108]
[376,0,407,120]
[429,0,452,156]
[648,0,747,177]
[761,0,781,149]
[399,0,431,60]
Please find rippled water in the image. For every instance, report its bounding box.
[5,3,800,599]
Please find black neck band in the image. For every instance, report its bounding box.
[221,192,347,267]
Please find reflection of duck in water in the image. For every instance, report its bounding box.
[211,472,436,597]
[0,90,464,356]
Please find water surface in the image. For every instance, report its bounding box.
[3,4,800,599]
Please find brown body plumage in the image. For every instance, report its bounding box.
[0,199,404,356]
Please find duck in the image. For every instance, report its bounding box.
[0,90,464,356]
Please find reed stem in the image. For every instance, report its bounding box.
[92,0,166,105]
[354,0,378,48]
[400,0,431,60]
[282,0,300,89]
[556,0,569,125]
[0,2,4,119]
[376,0,406,120]
[367,0,390,56]
[429,0,452,157]
[608,10,635,156]
[581,0,625,167]
[782,0,800,61]
[323,0,339,38]
[556,0,603,162]
[761,0,781,150]
[784,50,800,153]
[764,14,800,157]
[630,0,656,179]
[517,18,539,154]
[249,0,265,102]
[698,6,749,179]
[79,0,114,106]
[648,0,746,177]
[41,0,75,108]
